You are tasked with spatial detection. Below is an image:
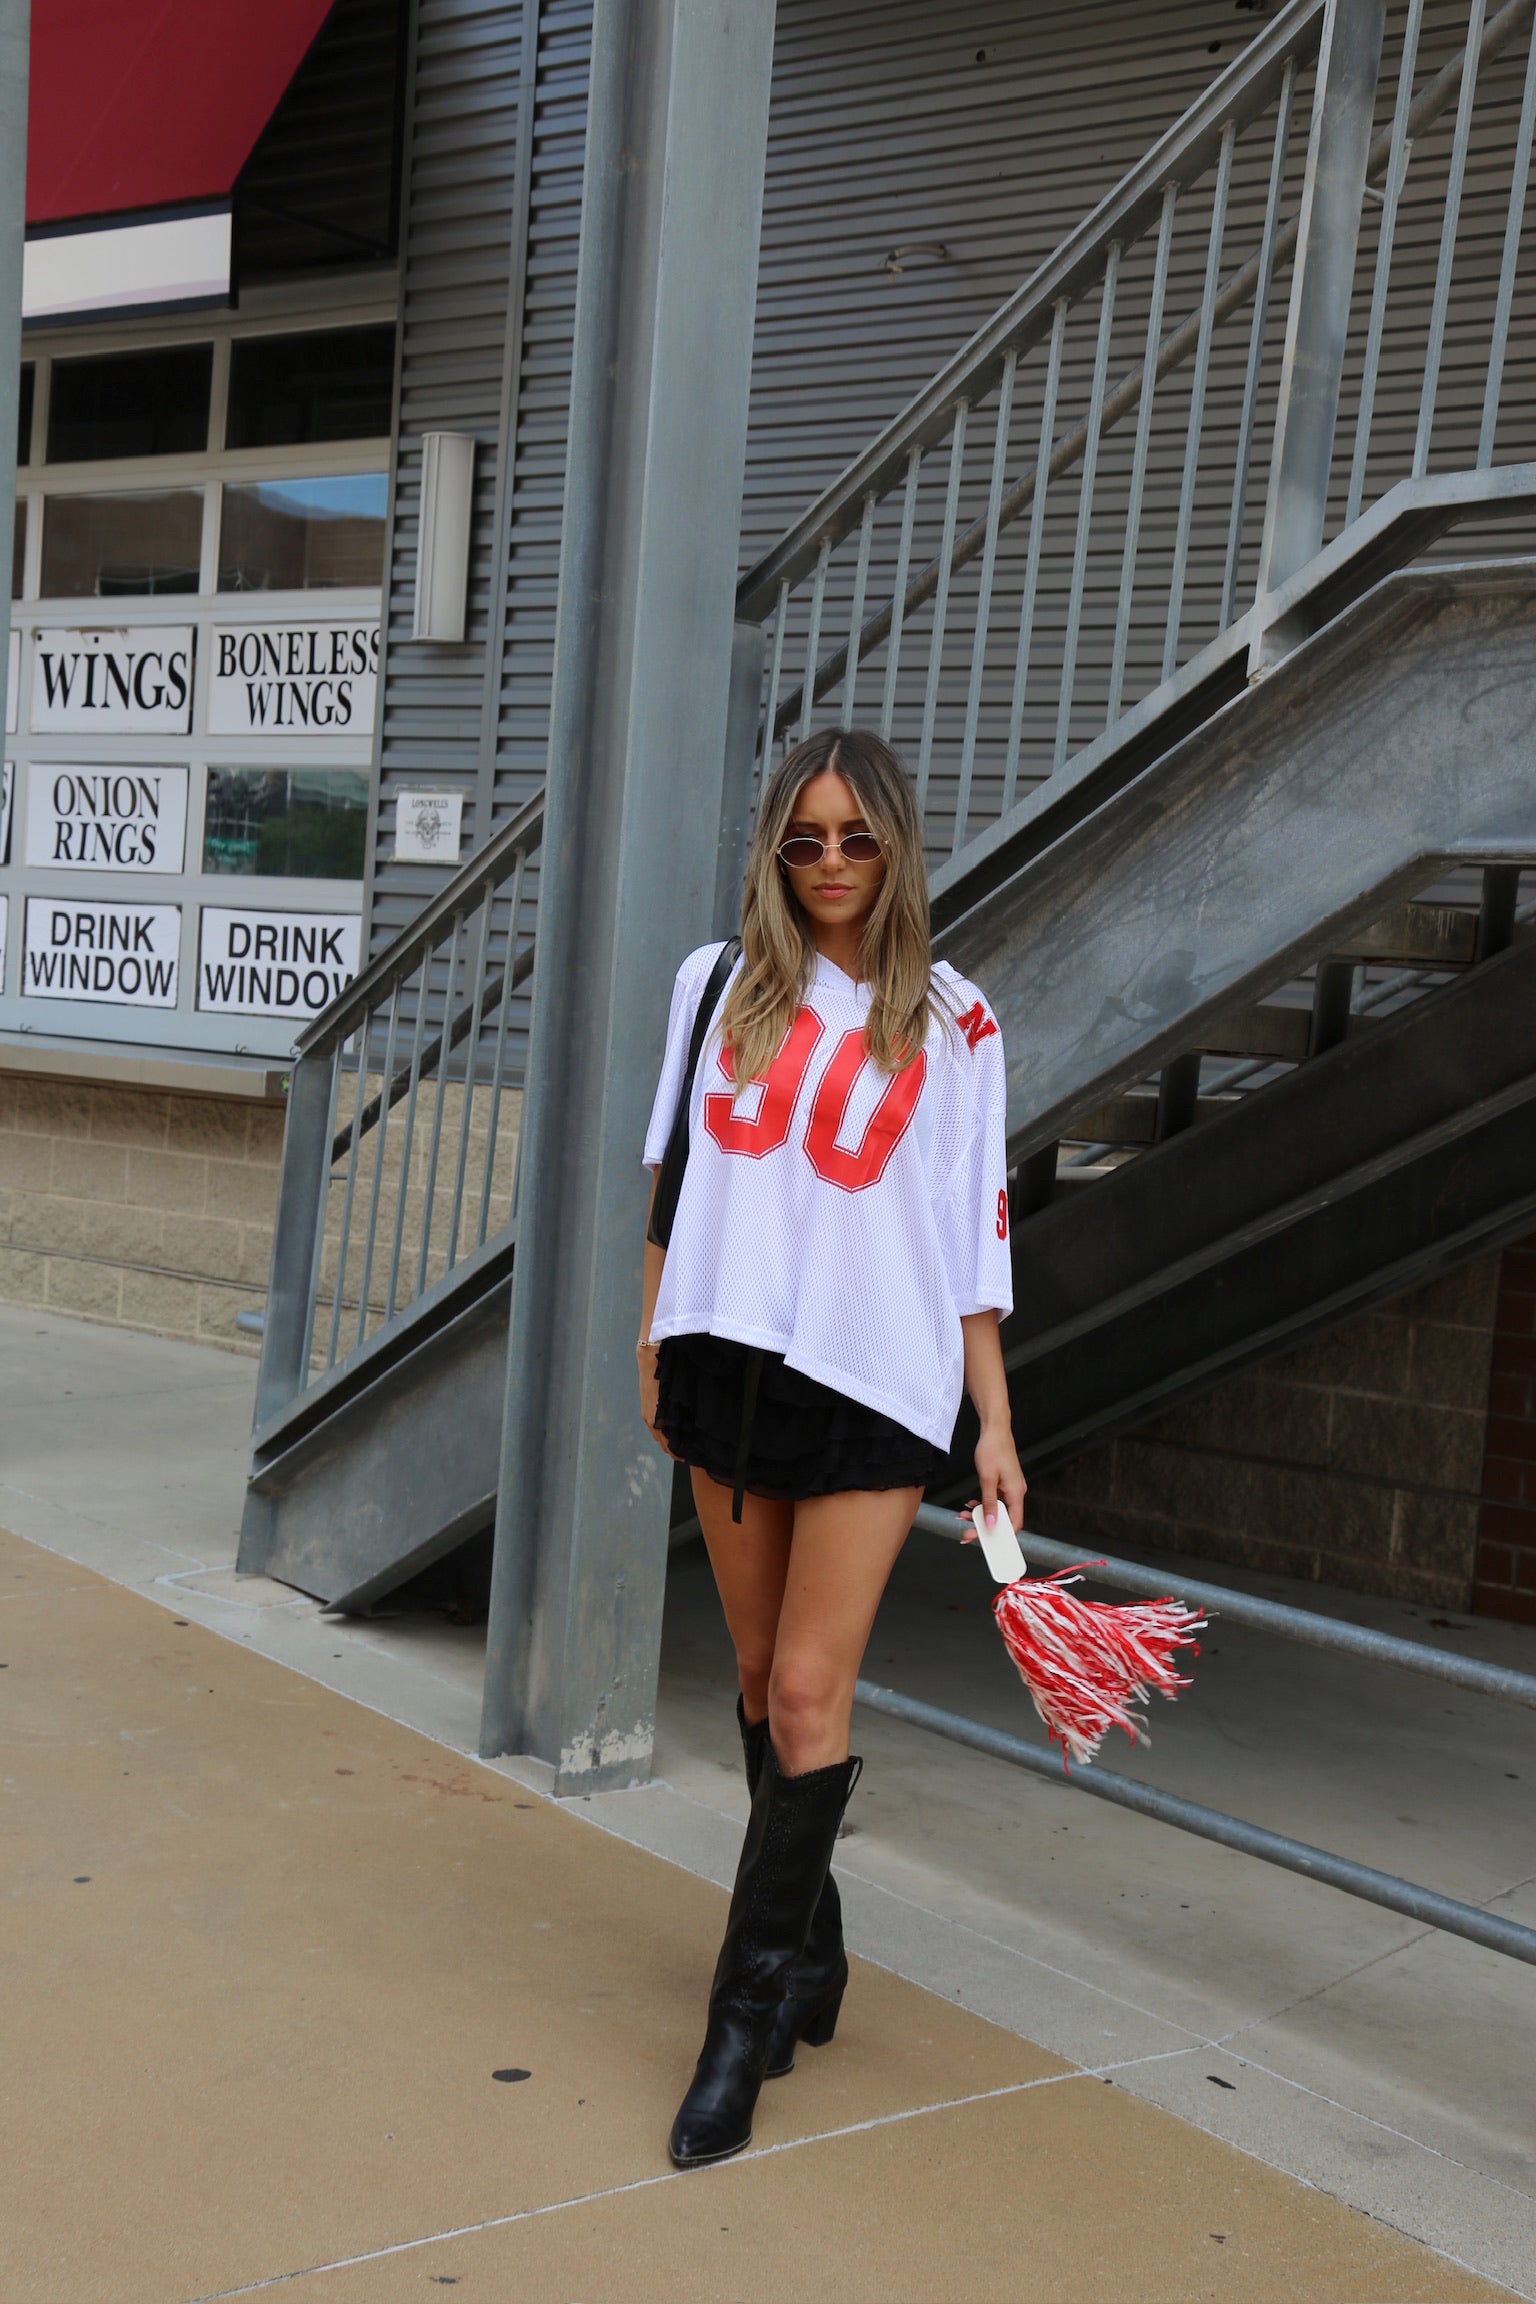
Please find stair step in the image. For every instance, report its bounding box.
[1333,902,1477,969]
[1065,1093,1238,1147]
[1195,1006,1310,1062]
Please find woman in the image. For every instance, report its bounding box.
[638,725,1026,2169]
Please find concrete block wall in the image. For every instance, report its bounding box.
[1029,1259,1505,1612]
[0,1072,283,1351]
[1472,1233,1536,1624]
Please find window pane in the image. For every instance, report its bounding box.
[203,768,371,879]
[12,501,23,598]
[218,474,386,593]
[225,326,396,449]
[41,490,205,597]
[47,345,212,462]
[18,363,34,464]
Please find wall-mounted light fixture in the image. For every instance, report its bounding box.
[412,432,476,643]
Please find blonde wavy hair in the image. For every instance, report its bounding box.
[720,726,946,1091]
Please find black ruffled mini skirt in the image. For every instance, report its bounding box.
[655,1330,949,1518]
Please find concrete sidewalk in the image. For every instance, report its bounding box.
[3,1305,1534,2298]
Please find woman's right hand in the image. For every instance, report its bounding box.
[637,1339,673,1455]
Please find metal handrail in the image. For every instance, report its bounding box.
[249,789,546,1427]
[852,1507,1536,1967]
[734,0,1328,619]
[297,788,545,1061]
[740,0,1536,872]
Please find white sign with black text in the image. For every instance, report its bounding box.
[22,897,181,1006]
[207,623,379,738]
[29,627,194,734]
[25,763,188,873]
[197,908,361,1019]
[394,789,464,863]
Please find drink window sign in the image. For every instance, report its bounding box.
[198,906,361,1020]
[29,627,195,735]
[22,897,181,1006]
[208,622,379,737]
[25,764,188,873]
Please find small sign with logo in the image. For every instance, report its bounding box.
[207,623,379,738]
[197,907,361,1019]
[25,764,188,873]
[22,897,181,1006]
[30,628,194,734]
[394,789,464,863]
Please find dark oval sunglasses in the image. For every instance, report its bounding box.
[777,830,883,870]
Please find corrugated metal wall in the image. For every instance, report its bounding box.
[370,0,1536,952]
[365,0,590,956]
[742,0,1272,566]
[366,0,1254,959]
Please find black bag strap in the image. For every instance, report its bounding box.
[647,938,741,1250]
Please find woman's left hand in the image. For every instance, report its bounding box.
[962,1422,1027,1542]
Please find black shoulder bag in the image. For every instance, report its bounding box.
[646,939,741,1250]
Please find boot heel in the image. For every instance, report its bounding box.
[800,1980,845,2048]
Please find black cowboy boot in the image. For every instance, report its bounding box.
[669,1741,861,2169]
[736,1698,849,2079]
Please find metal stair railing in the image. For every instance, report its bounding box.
[856,1507,1536,1969]
[249,790,544,1447]
[738,0,1536,868]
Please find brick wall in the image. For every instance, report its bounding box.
[1472,1232,1536,1624]
[1029,1259,1504,1611]
[0,1073,283,1351]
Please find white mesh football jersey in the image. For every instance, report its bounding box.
[644,943,1013,1450]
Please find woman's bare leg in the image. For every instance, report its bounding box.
[692,1467,794,1724]
[769,1488,920,1773]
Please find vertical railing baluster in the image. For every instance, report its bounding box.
[1414,0,1486,479]
[385,946,432,1320]
[844,492,875,720]
[798,535,832,741]
[353,978,401,1351]
[1346,1,1424,523]
[478,853,526,1249]
[445,886,492,1274]
[1479,2,1536,466]
[325,1009,373,1371]
[1055,249,1121,773]
[916,403,969,825]
[1222,65,1296,625]
[301,1049,346,1383]
[952,356,1017,854]
[1108,185,1177,724]
[761,579,789,766]
[880,444,923,741]
[416,913,464,1295]
[1163,121,1235,683]
[1002,297,1066,811]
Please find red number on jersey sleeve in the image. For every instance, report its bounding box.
[804,1030,927,1192]
[702,1007,823,1158]
[996,1186,1009,1240]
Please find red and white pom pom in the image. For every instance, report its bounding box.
[992,1565,1206,1769]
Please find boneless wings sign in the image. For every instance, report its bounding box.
[208,624,379,736]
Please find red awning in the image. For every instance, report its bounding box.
[27,0,339,227]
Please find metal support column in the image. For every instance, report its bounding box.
[0,0,28,743]
[480,0,778,1787]
[1251,0,1386,672]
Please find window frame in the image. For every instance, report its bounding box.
[2,282,396,1063]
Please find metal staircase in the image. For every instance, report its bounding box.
[241,0,1536,1630]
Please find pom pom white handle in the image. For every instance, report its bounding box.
[970,1500,1027,1586]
